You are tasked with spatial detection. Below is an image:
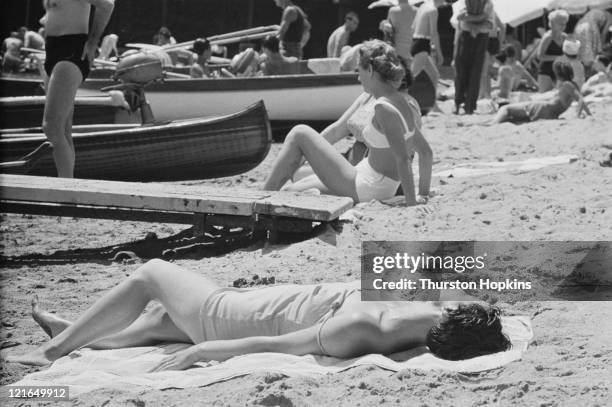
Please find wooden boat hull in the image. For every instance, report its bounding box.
[0,75,45,97]
[0,95,139,129]
[0,101,271,182]
[77,73,363,122]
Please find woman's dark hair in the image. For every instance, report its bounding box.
[261,34,280,54]
[426,304,511,360]
[553,59,574,82]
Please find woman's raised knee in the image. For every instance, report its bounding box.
[130,259,172,285]
[286,124,316,144]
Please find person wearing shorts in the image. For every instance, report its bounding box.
[41,0,114,178]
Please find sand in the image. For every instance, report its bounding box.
[0,99,611,406]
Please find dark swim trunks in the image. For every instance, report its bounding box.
[44,34,90,80]
[411,38,431,56]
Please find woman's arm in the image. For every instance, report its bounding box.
[412,131,433,199]
[537,32,558,62]
[320,92,369,145]
[150,312,386,371]
[573,87,592,117]
[374,102,418,206]
[517,63,538,88]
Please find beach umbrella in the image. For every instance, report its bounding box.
[368,0,424,9]
[455,0,612,27]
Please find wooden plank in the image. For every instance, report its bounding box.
[0,201,195,224]
[254,191,354,221]
[0,174,266,216]
[0,175,355,222]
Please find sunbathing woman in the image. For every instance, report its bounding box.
[263,40,433,206]
[489,59,591,124]
[7,259,511,370]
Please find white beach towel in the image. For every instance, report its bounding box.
[8,316,532,396]
[433,155,578,178]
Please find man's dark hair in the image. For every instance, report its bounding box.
[262,34,280,53]
[158,26,172,39]
[192,38,211,56]
[495,45,515,64]
[426,304,511,360]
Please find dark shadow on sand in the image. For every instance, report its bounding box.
[0,222,340,267]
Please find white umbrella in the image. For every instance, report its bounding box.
[461,0,612,27]
[368,0,425,9]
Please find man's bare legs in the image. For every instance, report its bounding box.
[263,125,359,200]
[7,259,220,365]
[43,61,81,178]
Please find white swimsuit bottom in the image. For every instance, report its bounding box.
[354,159,400,203]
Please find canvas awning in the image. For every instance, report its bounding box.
[455,0,612,27]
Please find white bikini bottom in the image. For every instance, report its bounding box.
[354,159,400,203]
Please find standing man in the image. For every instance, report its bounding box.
[274,0,311,60]
[327,11,359,58]
[410,0,444,99]
[43,0,115,178]
[380,0,417,63]
[451,0,495,114]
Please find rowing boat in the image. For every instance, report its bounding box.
[0,101,271,182]
[77,72,363,122]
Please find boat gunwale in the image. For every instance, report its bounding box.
[0,100,269,144]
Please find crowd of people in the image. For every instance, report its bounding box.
[2,0,611,374]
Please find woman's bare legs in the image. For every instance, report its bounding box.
[490,103,530,124]
[43,61,81,178]
[263,125,359,200]
[284,174,331,194]
[32,299,191,349]
[7,259,220,365]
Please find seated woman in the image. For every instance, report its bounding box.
[490,59,591,124]
[7,259,511,369]
[493,45,538,101]
[263,40,433,206]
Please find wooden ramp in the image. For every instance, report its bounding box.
[0,174,353,239]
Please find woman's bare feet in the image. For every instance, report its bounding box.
[5,348,54,366]
[31,296,71,338]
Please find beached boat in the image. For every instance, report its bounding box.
[77,73,364,123]
[0,93,140,129]
[0,101,271,181]
[0,75,45,97]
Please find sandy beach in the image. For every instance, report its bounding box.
[1,99,611,406]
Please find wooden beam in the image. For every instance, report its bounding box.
[0,175,354,223]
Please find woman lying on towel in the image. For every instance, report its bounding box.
[263,40,433,206]
[7,259,511,370]
[489,59,591,124]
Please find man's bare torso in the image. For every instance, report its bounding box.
[44,0,90,36]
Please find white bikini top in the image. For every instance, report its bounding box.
[362,98,420,149]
